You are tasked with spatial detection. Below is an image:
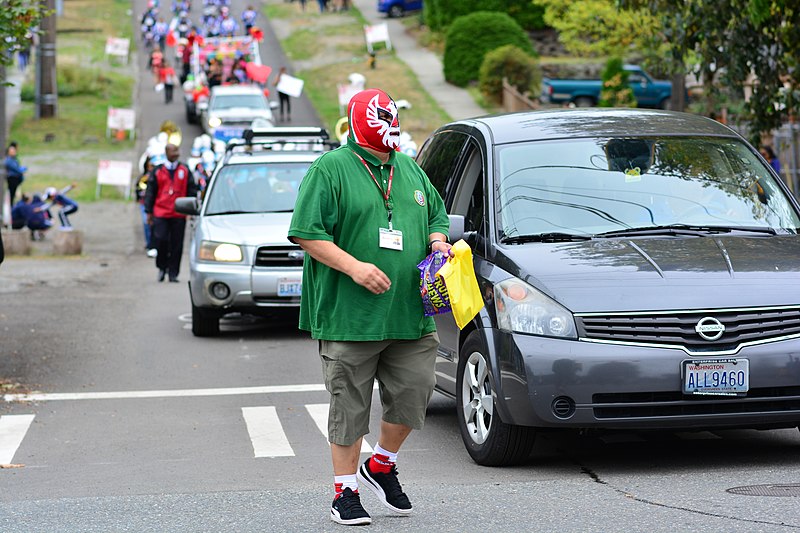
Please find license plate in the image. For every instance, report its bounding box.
[213,127,244,142]
[277,278,302,297]
[682,358,749,396]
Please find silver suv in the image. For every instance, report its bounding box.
[175,127,336,336]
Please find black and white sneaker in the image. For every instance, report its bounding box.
[330,488,372,526]
[357,459,412,515]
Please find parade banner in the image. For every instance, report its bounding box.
[276,74,304,98]
[104,37,130,63]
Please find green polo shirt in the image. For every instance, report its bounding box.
[288,139,450,341]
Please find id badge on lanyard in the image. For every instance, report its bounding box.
[353,151,403,251]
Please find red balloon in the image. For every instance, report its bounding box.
[245,63,272,84]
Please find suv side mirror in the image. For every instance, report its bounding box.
[175,196,200,216]
[448,214,464,242]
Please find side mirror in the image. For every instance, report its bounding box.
[269,101,280,110]
[175,196,200,216]
[448,214,465,243]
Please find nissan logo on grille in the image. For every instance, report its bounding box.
[695,317,725,341]
[288,251,304,260]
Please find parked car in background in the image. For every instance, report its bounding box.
[377,0,422,17]
[541,65,673,109]
[200,85,275,143]
[175,127,336,336]
[416,108,800,466]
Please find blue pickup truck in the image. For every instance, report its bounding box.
[540,65,673,109]
[378,0,423,17]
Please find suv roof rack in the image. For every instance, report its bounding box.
[226,127,338,154]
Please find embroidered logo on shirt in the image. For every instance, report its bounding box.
[414,190,425,206]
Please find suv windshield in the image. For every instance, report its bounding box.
[204,162,309,215]
[496,136,800,238]
[210,94,267,111]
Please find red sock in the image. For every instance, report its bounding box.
[368,452,392,474]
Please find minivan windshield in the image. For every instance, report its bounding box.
[496,136,800,239]
[204,162,309,215]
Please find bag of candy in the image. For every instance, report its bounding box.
[417,250,452,317]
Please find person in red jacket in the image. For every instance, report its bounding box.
[144,144,197,282]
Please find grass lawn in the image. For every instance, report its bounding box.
[10,0,136,170]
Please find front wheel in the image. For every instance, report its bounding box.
[659,97,672,110]
[456,331,536,466]
[388,5,404,17]
[192,302,220,337]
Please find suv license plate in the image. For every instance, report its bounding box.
[278,279,302,297]
[683,358,749,396]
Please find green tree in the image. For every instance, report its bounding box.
[531,0,659,57]
[479,45,541,105]
[599,57,637,107]
[623,0,800,141]
[0,0,46,77]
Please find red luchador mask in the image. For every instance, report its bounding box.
[347,89,400,153]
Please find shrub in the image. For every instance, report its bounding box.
[444,11,535,88]
[426,0,546,31]
[478,44,541,105]
[21,64,114,101]
[599,57,637,107]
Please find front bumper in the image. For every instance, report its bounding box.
[189,260,302,313]
[490,330,800,430]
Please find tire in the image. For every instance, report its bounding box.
[456,331,536,466]
[388,5,404,17]
[192,302,220,337]
[659,97,672,110]
[573,96,595,108]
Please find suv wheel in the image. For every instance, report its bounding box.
[192,302,220,337]
[388,5,404,17]
[456,331,536,466]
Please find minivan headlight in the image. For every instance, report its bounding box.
[494,278,576,338]
[199,241,243,262]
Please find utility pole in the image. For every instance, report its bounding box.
[0,64,7,227]
[36,0,57,119]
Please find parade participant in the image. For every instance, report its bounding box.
[241,5,257,34]
[288,89,451,526]
[145,143,197,283]
[4,141,26,204]
[43,184,79,229]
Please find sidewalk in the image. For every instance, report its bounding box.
[349,0,485,121]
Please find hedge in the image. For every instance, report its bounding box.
[443,11,535,88]
[425,0,545,31]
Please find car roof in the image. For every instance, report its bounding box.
[455,109,740,145]
[224,152,324,166]
[210,85,264,96]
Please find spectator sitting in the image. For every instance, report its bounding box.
[11,194,33,230]
[43,184,79,230]
[27,194,53,240]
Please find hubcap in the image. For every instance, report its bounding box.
[461,350,493,444]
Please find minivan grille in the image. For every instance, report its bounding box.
[254,246,304,267]
[576,306,800,353]
[592,387,800,419]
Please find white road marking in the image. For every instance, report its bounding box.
[0,414,35,464]
[241,406,295,458]
[305,403,373,453]
[4,384,329,402]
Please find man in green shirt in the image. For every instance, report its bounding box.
[289,89,451,526]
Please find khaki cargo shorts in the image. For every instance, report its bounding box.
[319,332,439,446]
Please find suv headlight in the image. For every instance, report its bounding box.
[199,241,243,262]
[494,278,576,338]
[208,116,222,129]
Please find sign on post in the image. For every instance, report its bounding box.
[276,74,304,98]
[96,160,133,199]
[337,84,361,115]
[106,108,136,140]
[364,23,391,53]
[105,37,130,64]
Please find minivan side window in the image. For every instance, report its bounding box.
[416,131,467,204]
[451,144,484,233]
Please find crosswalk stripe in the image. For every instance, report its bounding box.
[241,406,295,458]
[0,414,35,464]
[305,403,373,454]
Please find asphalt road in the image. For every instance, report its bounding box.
[2,1,800,532]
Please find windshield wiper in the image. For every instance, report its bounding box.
[500,232,592,244]
[596,224,777,238]
[206,210,255,216]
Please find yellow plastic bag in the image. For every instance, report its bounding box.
[437,239,484,329]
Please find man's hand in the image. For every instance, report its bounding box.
[350,261,391,295]
[431,240,453,257]
[147,214,153,225]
